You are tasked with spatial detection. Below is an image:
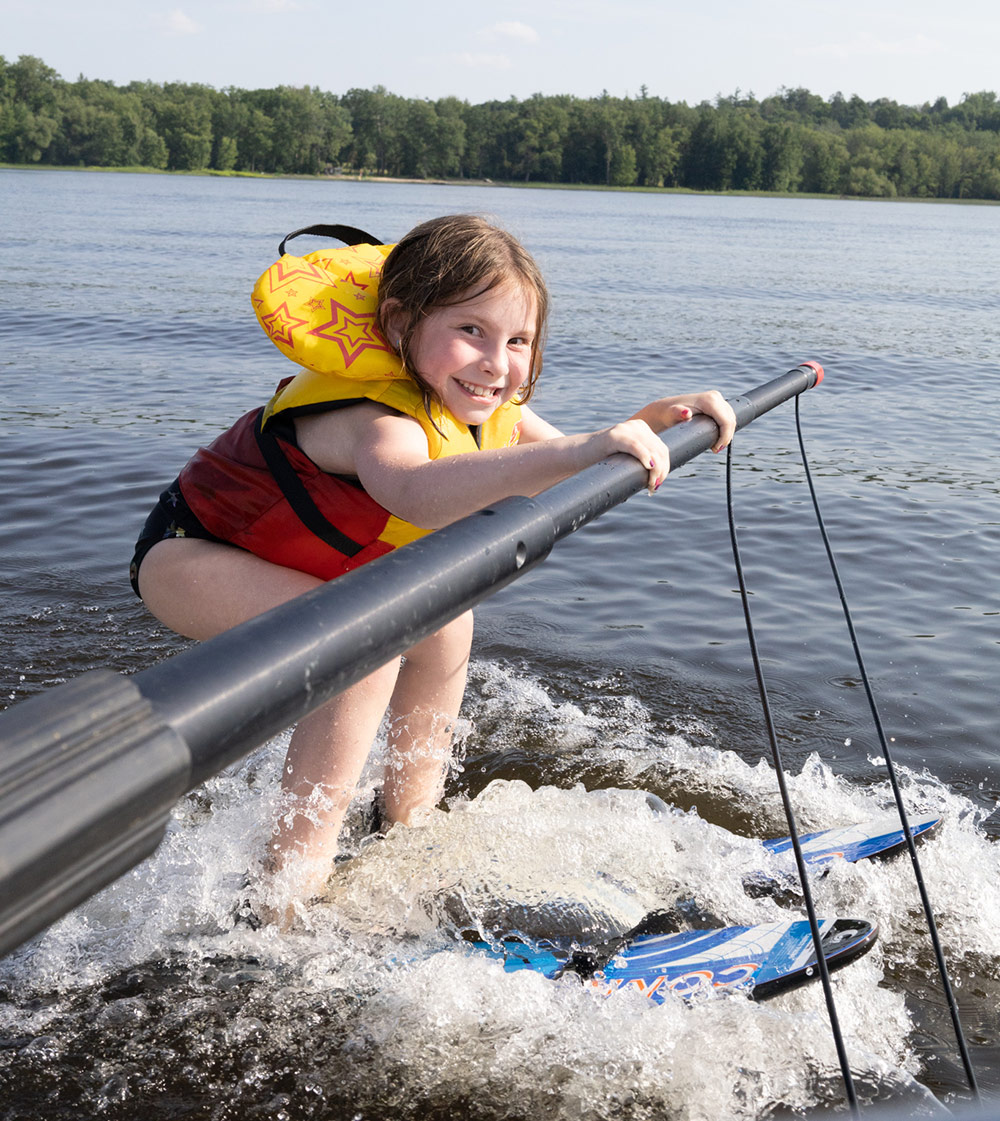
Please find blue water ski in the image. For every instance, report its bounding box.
[598,916,877,1001]
[763,812,940,867]
[470,916,878,1002]
[463,815,936,999]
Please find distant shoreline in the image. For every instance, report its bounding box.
[2,162,997,206]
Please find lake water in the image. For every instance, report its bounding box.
[2,169,1000,1119]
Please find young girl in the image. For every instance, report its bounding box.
[131,214,736,915]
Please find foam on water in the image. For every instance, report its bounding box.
[2,660,996,1119]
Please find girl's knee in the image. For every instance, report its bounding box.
[443,609,474,649]
[438,610,474,666]
[408,610,474,666]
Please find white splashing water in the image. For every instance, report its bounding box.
[1,660,996,1120]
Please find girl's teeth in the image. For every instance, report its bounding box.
[459,381,494,398]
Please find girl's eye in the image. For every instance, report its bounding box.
[459,324,481,336]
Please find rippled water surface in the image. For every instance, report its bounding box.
[2,169,1000,1119]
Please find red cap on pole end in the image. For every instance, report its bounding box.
[800,360,824,387]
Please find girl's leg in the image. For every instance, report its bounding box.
[137,538,399,895]
[136,536,322,640]
[268,659,401,897]
[273,611,474,898]
[138,540,474,898]
[382,610,474,826]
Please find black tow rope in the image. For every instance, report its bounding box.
[726,441,860,1117]
[725,394,981,1114]
[791,394,980,1105]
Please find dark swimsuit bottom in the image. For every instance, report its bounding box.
[129,481,227,597]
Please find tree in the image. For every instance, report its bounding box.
[513,94,568,182]
[564,93,634,186]
[727,110,764,190]
[945,91,1000,132]
[224,92,274,172]
[683,107,739,190]
[399,99,437,177]
[49,80,157,166]
[799,129,849,193]
[0,55,61,162]
[5,55,1000,202]
[137,126,168,169]
[845,165,897,197]
[644,125,684,186]
[830,92,871,129]
[430,96,467,177]
[151,83,215,170]
[761,86,829,125]
[628,95,683,186]
[340,86,404,174]
[462,99,520,179]
[594,94,631,185]
[609,142,637,187]
[761,122,803,192]
[269,86,350,174]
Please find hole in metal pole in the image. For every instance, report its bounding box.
[515,542,527,568]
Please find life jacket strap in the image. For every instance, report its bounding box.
[277,224,384,257]
[253,410,366,559]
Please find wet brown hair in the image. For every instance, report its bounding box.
[375,214,549,409]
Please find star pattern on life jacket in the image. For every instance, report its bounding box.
[340,270,370,290]
[260,301,310,348]
[308,300,389,367]
[335,246,381,273]
[267,258,330,292]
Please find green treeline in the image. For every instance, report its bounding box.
[4,54,1000,200]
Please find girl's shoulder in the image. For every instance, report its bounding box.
[293,400,425,476]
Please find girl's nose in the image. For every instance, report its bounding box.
[479,339,508,377]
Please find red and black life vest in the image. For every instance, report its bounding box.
[177,229,522,581]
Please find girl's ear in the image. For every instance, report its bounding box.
[379,298,406,352]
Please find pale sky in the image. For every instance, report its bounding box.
[2,0,997,108]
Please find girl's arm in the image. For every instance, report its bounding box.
[517,390,734,449]
[296,391,735,532]
[351,409,665,529]
[516,404,564,442]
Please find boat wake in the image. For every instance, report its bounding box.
[1,660,995,1120]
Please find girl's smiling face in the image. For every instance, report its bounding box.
[404,282,537,425]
